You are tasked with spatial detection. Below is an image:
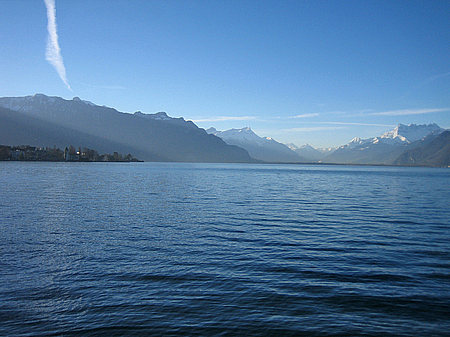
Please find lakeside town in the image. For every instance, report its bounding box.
[0,145,142,162]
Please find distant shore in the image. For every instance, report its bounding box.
[0,145,142,162]
[1,145,447,168]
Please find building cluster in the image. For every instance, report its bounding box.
[0,145,64,161]
[63,145,139,162]
[0,145,141,162]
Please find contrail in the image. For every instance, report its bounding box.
[44,0,71,90]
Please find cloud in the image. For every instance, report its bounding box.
[282,121,393,132]
[292,113,319,118]
[315,122,394,127]
[370,108,448,116]
[423,71,450,84]
[191,116,257,122]
[282,126,345,132]
[44,0,71,91]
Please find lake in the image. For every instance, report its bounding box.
[0,162,449,336]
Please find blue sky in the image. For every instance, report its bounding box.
[1,0,449,147]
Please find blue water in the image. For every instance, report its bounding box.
[0,162,449,336]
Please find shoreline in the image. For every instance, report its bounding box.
[0,159,446,168]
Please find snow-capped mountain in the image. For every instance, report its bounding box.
[331,123,445,152]
[379,123,444,143]
[207,127,305,162]
[323,123,446,164]
[287,143,335,161]
[207,127,267,145]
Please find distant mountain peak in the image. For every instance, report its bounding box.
[2,93,100,109]
[134,111,172,121]
[72,96,96,106]
[286,143,298,150]
[300,143,313,148]
[287,143,315,150]
[154,111,169,118]
[381,123,443,143]
[30,93,59,103]
[210,127,304,162]
[286,143,333,161]
[323,123,446,165]
[225,127,254,134]
[217,127,259,140]
[33,93,48,98]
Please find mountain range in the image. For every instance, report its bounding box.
[321,123,446,165]
[0,94,448,167]
[287,143,336,161]
[206,127,305,163]
[208,123,448,167]
[0,94,253,163]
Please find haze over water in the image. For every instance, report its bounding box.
[1,162,449,336]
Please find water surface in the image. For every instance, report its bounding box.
[1,162,449,336]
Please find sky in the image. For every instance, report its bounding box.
[1,0,449,148]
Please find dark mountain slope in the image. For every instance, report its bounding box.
[0,106,164,160]
[0,95,253,162]
[393,131,450,167]
[322,142,408,165]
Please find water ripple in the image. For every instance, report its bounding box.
[0,162,449,336]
